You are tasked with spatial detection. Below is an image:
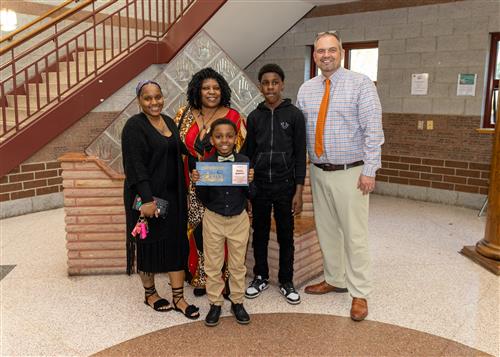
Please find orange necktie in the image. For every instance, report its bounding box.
[315,79,331,158]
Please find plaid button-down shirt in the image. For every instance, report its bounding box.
[297,67,384,177]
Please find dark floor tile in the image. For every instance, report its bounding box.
[0,265,16,281]
[91,313,493,357]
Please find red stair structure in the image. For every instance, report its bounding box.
[0,0,225,177]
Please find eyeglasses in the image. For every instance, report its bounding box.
[135,80,161,96]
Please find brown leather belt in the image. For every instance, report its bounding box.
[313,160,364,171]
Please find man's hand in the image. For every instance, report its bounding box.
[357,174,375,195]
[292,184,304,216]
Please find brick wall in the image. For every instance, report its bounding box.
[0,161,62,202]
[0,111,119,214]
[60,153,126,275]
[378,113,494,195]
[378,155,490,194]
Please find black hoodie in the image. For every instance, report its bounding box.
[244,98,306,185]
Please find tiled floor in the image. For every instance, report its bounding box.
[1,194,499,356]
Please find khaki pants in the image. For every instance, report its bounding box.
[310,164,372,298]
[203,209,250,305]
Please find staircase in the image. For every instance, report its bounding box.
[1,48,113,134]
[0,0,226,177]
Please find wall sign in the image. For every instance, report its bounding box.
[411,73,429,95]
[456,73,477,96]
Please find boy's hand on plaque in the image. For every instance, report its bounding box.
[248,168,254,183]
[191,169,200,183]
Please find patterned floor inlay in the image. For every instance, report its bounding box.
[92,313,492,357]
[0,265,15,281]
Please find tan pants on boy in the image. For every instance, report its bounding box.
[203,209,250,305]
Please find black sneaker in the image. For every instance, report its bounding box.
[204,304,222,327]
[280,282,301,305]
[244,275,269,299]
[231,303,250,324]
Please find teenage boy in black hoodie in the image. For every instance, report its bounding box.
[244,63,306,304]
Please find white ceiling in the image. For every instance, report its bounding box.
[203,0,358,68]
[204,0,314,68]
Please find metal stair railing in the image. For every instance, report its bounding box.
[0,0,195,141]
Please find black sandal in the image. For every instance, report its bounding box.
[144,286,172,312]
[171,286,200,320]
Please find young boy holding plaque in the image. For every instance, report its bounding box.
[191,118,254,327]
[244,64,306,304]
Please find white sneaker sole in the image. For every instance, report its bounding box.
[284,297,301,305]
[244,284,269,299]
[280,288,301,305]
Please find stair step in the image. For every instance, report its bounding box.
[59,60,103,74]
[77,49,119,62]
[28,82,69,96]
[43,72,82,85]
[6,95,48,110]
[302,202,313,212]
[0,107,28,125]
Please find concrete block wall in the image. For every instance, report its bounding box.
[246,0,500,114]
[245,0,499,208]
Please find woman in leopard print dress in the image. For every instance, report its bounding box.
[174,68,246,296]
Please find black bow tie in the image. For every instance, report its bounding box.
[218,154,235,162]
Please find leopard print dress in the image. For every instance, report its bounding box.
[174,105,246,288]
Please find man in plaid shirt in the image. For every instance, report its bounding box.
[297,31,384,321]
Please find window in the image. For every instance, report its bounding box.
[310,41,378,83]
[483,32,500,128]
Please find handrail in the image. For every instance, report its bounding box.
[0,0,226,177]
[0,0,96,55]
[0,0,196,140]
[0,0,76,44]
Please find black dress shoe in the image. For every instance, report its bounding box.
[231,303,250,324]
[205,304,222,327]
[193,288,206,296]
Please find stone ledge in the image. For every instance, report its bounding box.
[0,192,63,219]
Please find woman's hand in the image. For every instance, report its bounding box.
[191,169,200,183]
[140,201,158,218]
[248,168,254,183]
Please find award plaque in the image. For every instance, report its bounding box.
[196,162,249,186]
